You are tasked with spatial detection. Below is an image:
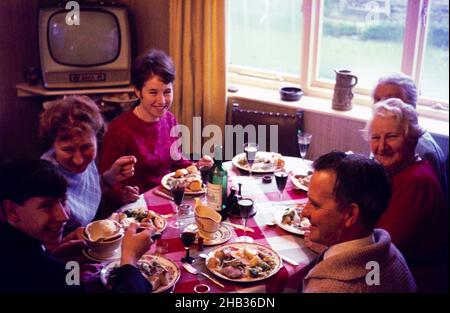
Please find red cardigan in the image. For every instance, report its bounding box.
[99,110,191,205]
[376,160,447,267]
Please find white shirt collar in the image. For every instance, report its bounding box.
[324,233,374,260]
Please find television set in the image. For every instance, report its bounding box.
[38,3,132,89]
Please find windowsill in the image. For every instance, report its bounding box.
[227,84,449,137]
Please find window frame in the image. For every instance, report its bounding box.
[227,0,449,120]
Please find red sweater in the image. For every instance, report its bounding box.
[99,110,191,203]
[376,160,448,267]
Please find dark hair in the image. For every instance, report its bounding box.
[313,151,391,229]
[131,49,175,90]
[39,95,106,144]
[0,158,67,205]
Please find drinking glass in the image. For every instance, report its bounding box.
[274,168,289,202]
[244,142,259,177]
[235,198,254,243]
[169,178,186,229]
[298,132,312,160]
[180,231,196,263]
[199,165,210,203]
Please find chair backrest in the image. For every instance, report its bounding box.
[230,103,304,157]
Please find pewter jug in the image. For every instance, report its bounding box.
[332,69,358,111]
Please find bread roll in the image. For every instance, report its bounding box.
[188,179,202,192]
[174,168,188,178]
[186,165,200,175]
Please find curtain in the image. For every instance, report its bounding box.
[169,0,227,159]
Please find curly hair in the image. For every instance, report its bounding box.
[131,49,175,90]
[39,95,106,144]
[362,98,424,149]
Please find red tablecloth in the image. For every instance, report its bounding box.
[139,158,317,293]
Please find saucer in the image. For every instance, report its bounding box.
[183,223,232,246]
[82,248,121,263]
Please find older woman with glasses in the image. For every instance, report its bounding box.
[364,98,448,292]
[99,49,191,213]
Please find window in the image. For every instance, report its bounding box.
[228,0,303,78]
[227,0,449,117]
[317,0,406,89]
[420,0,449,101]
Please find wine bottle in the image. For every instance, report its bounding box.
[207,145,228,220]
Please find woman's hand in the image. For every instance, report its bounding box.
[121,185,140,204]
[103,155,137,186]
[120,223,155,267]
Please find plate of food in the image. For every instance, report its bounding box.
[161,165,206,195]
[206,242,282,282]
[274,204,310,236]
[290,172,312,191]
[100,254,180,293]
[109,206,167,233]
[232,152,285,173]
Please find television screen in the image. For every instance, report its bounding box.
[39,4,131,89]
[48,10,120,66]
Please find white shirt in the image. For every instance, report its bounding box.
[324,233,375,260]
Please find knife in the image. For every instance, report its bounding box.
[222,221,254,233]
[279,254,299,266]
[153,189,174,201]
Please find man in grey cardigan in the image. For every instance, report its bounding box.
[302,151,417,293]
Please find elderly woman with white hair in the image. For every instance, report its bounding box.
[364,98,448,292]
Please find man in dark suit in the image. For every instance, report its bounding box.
[0,158,153,293]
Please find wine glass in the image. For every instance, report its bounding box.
[274,168,289,202]
[169,178,186,229]
[180,231,196,263]
[235,198,254,243]
[244,142,259,177]
[298,132,312,160]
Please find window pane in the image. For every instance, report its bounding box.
[228,0,303,76]
[318,0,407,89]
[420,0,449,101]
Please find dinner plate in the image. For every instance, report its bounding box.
[290,174,311,192]
[206,242,282,283]
[161,172,206,196]
[183,223,232,246]
[100,254,180,293]
[231,152,282,174]
[112,206,168,234]
[274,206,309,236]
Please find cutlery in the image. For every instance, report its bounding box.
[279,254,299,266]
[222,221,254,233]
[182,262,225,288]
[153,189,174,201]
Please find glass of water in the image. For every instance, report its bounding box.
[298,132,312,160]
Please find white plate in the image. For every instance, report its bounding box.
[231,152,281,174]
[82,248,121,263]
[161,172,206,196]
[113,206,168,234]
[290,174,311,191]
[100,254,180,293]
[274,206,309,236]
[183,223,232,246]
[206,242,282,283]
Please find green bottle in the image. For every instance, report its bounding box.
[207,145,228,220]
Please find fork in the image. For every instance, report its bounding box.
[182,262,225,288]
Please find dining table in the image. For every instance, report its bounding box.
[86,156,318,293]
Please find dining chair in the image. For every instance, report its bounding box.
[230,103,304,157]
